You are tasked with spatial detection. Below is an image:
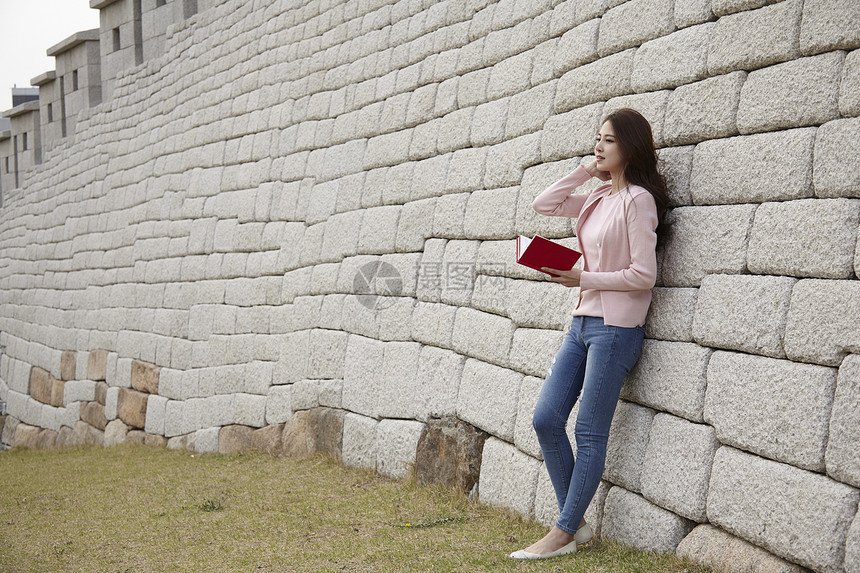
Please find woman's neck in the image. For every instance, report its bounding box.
[609,171,627,195]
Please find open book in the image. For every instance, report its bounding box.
[516,235,582,277]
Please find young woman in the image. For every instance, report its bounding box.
[510,108,668,560]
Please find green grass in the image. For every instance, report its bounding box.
[0,444,713,572]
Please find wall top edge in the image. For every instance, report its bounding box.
[90,0,118,9]
[0,129,10,141]
[30,71,57,87]
[46,29,100,57]
[2,100,40,118]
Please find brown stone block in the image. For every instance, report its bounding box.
[131,360,160,394]
[62,421,104,446]
[87,350,108,381]
[307,408,344,460]
[677,524,807,573]
[415,416,490,494]
[219,425,254,454]
[281,408,345,460]
[251,424,284,455]
[126,430,147,445]
[168,434,194,450]
[29,367,54,405]
[281,411,312,457]
[36,429,58,449]
[117,388,148,429]
[80,402,107,431]
[55,425,73,446]
[12,424,57,449]
[104,419,129,447]
[95,382,108,406]
[51,379,66,407]
[11,423,40,448]
[61,351,76,381]
[2,417,19,445]
[144,434,167,448]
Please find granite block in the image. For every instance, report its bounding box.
[690,128,815,205]
[799,0,860,55]
[457,358,522,441]
[451,307,516,367]
[693,274,796,358]
[597,0,675,57]
[541,102,605,163]
[622,339,711,422]
[642,413,720,523]
[737,51,844,134]
[505,81,556,140]
[707,446,860,572]
[341,412,378,471]
[644,287,698,342]
[603,486,695,553]
[604,401,655,493]
[553,18,600,76]
[478,437,540,518]
[660,205,756,287]
[414,345,463,421]
[826,355,860,488]
[483,133,541,189]
[486,50,533,101]
[663,71,745,145]
[839,49,860,118]
[784,279,860,366]
[375,419,425,479]
[554,49,636,113]
[748,198,860,279]
[632,24,714,92]
[706,351,836,471]
[676,524,809,573]
[707,0,802,75]
[814,117,860,199]
[675,0,714,28]
[471,98,509,147]
[463,187,517,240]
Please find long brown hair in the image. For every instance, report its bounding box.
[602,108,669,235]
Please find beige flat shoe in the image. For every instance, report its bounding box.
[508,523,594,560]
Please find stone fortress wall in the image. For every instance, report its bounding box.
[0,0,859,571]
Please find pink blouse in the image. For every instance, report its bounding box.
[532,166,659,327]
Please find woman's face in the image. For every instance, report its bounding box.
[594,121,625,173]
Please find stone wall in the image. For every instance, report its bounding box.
[1,0,859,571]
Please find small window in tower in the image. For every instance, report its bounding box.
[157,0,167,6]
[23,133,28,151]
[72,70,79,91]
[113,27,121,52]
[47,103,53,122]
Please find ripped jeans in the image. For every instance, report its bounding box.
[532,315,645,534]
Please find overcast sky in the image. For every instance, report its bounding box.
[0,0,100,112]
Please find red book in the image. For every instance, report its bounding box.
[516,235,582,277]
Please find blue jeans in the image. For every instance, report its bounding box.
[532,315,645,535]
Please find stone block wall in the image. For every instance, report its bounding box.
[0,0,859,571]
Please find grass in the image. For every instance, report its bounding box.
[0,444,714,572]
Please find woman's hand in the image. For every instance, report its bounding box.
[583,160,611,181]
[541,267,582,287]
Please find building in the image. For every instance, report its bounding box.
[10,87,39,107]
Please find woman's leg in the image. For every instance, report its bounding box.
[555,317,644,534]
[532,317,589,516]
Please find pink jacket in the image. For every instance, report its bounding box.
[532,166,658,327]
